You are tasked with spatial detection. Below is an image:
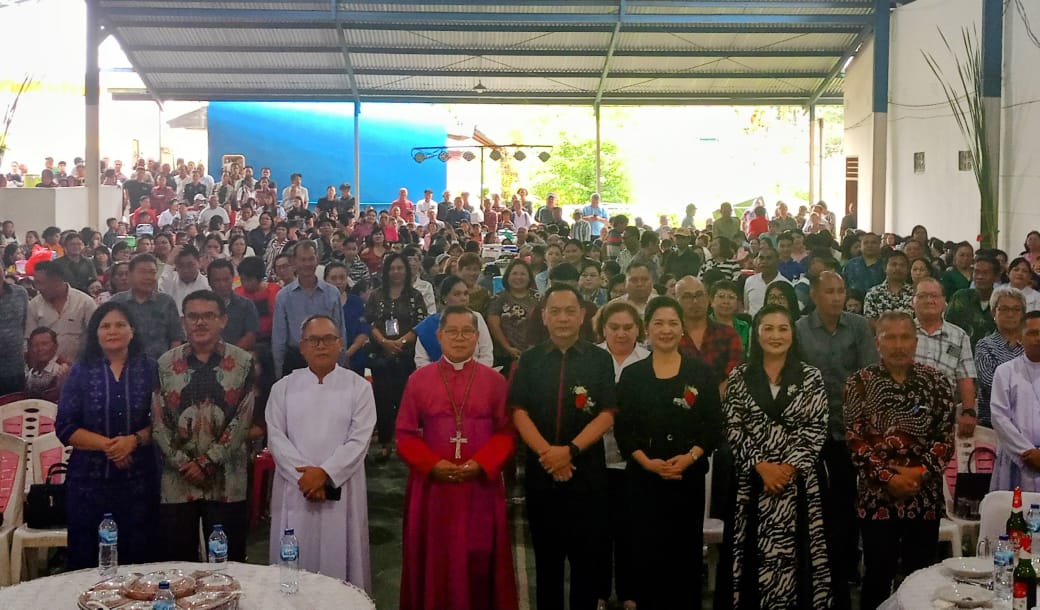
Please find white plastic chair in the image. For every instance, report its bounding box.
[979,490,1040,550]
[940,426,998,556]
[0,400,57,440]
[10,433,69,583]
[0,433,28,586]
[703,457,725,592]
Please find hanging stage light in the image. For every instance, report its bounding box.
[413,152,427,164]
[513,150,526,161]
[438,150,450,162]
[489,149,502,161]
[462,150,476,162]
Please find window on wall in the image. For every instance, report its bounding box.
[958,151,973,171]
[914,152,926,174]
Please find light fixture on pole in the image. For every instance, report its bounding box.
[513,150,526,161]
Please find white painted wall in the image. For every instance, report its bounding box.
[0,186,123,234]
[887,0,982,243]
[843,37,876,230]
[848,0,1040,252]
[1000,0,1040,255]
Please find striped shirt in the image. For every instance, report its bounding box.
[914,320,976,389]
[974,332,1023,426]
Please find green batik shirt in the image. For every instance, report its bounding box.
[153,341,255,504]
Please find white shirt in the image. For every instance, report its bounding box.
[25,287,98,362]
[598,342,651,469]
[413,278,436,315]
[468,206,484,224]
[512,209,533,229]
[199,206,230,228]
[281,184,310,205]
[415,199,436,226]
[743,272,789,318]
[158,269,211,315]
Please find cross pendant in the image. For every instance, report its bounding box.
[449,428,468,460]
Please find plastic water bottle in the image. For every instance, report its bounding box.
[152,580,175,610]
[279,528,300,594]
[98,513,118,577]
[996,534,1015,601]
[207,524,228,570]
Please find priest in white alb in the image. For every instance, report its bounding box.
[266,314,376,592]
[990,311,1040,492]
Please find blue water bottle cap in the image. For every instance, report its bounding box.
[1000,534,1010,541]
[103,513,113,519]
[285,529,294,536]
[158,581,170,589]
[1031,504,1040,509]
[213,524,223,531]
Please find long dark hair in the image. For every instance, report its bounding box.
[764,281,801,319]
[80,301,145,364]
[379,252,412,297]
[748,304,801,371]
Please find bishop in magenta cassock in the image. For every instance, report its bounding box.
[396,305,518,610]
[266,314,376,592]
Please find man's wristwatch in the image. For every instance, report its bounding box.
[567,442,580,459]
[962,409,978,419]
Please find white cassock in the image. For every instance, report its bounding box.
[266,365,377,592]
[990,355,1040,492]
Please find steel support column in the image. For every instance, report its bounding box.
[595,106,602,195]
[86,0,101,226]
[870,0,889,233]
[809,105,817,205]
[353,102,361,213]
[982,0,1003,249]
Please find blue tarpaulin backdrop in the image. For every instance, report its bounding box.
[207,102,447,207]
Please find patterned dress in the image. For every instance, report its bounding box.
[724,362,831,610]
[55,355,160,569]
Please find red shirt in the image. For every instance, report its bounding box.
[235,282,280,338]
[748,217,769,239]
[678,320,744,382]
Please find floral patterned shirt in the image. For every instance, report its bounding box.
[844,362,955,521]
[862,282,915,320]
[153,341,255,503]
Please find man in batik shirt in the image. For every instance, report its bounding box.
[153,290,255,563]
[845,311,955,610]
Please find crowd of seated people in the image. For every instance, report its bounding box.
[3,154,1040,610]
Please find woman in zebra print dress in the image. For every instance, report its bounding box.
[723,304,832,609]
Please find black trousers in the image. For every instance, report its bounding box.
[603,468,637,603]
[859,518,940,610]
[369,354,414,446]
[158,501,248,563]
[527,487,609,610]
[821,437,858,610]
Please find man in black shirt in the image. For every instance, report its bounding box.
[123,167,152,213]
[664,228,703,278]
[509,284,616,610]
[182,170,208,204]
[337,183,357,221]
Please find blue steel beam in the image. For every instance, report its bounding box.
[872,0,889,113]
[124,45,850,58]
[143,66,831,79]
[981,0,1002,98]
[100,8,873,28]
[806,24,874,106]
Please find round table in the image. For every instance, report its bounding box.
[0,561,375,609]
[879,562,1010,610]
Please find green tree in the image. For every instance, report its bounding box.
[531,135,631,205]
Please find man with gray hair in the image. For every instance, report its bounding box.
[272,240,344,378]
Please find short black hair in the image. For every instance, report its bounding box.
[237,256,266,281]
[181,289,226,316]
[176,244,200,261]
[207,258,235,278]
[542,283,582,306]
[34,260,66,281]
[548,262,579,283]
[128,253,158,271]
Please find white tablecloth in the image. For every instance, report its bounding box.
[0,561,375,609]
[879,562,1010,610]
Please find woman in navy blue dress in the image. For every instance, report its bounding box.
[55,301,160,569]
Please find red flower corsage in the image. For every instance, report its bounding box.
[572,385,594,412]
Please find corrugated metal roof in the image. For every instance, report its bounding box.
[98,0,873,105]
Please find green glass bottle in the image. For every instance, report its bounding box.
[1013,546,1037,610]
[1009,486,1031,554]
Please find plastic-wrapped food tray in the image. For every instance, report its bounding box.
[78,570,240,610]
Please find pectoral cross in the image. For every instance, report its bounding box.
[449,428,468,460]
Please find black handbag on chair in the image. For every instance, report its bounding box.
[25,463,68,529]
[953,447,996,520]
